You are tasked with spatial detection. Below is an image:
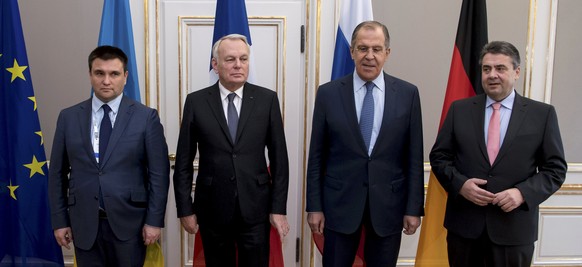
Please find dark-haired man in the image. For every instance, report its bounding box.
[49,45,170,266]
[306,21,424,267]
[430,41,567,267]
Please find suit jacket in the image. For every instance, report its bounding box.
[430,93,567,245]
[48,96,170,250]
[306,73,425,237]
[173,82,289,226]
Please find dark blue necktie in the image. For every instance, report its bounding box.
[98,104,112,210]
[227,93,239,143]
[360,82,374,152]
[99,104,112,164]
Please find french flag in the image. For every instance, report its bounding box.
[209,0,255,84]
[330,0,373,80]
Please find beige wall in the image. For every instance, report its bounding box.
[20,1,102,159]
[552,0,582,163]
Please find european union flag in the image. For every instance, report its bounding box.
[0,0,65,266]
[98,0,141,102]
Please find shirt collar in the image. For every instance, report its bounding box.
[486,89,515,110]
[219,82,244,100]
[353,71,385,93]
[92,93,123,114]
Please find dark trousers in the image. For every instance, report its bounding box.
[447,230,534,267]
[199,202,271,267]
[322,203,402,267]
[75,217,146,267]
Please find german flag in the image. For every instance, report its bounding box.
[415,1,488,266]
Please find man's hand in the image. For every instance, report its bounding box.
[142,225,161,245]
[492,188,524,212]
[270,214,290,241]
[307,212,325,235]
[460,178,495,206]
[402,215,421,235]
[54,227,73,249]
[180,214,199,234]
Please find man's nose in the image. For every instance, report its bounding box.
[103,75,112,84]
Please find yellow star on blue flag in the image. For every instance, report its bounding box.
[23,155,47,178]
[6,59,27,82]
[7,180,19,200]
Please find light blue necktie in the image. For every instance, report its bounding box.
[227,93,239,143]
[360,82,374,151]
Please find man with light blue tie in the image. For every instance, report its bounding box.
[306,21,425,267]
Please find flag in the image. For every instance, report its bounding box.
[0,0,64,266]
[330,0,373,80]
[415,1,487,266]
[98,0,141,102]
[209,0,254,84]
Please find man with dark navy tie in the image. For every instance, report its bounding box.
[430,41,567,267]
[173,34,290,267]
[49,46,170,266]
[306,21,425,267]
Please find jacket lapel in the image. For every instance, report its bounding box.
[471,95,489,163]
[78,100,99,167]
[494,93,528,165]
[100,96,133,167]
[206,83,233,144]
[372,73,396,156]
[338,76,367,153]
[236,83,256,145]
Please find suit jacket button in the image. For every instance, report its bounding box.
[98,171,103,175]
[232,154,237,159]
[230,176,235,181]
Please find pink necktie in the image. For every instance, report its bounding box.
[487,102,501,165]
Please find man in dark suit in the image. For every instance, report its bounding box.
[306,21,425,267]
[430,41,567,267]
[48,46,170,266]
[173,34,290,267]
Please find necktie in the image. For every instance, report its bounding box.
[99,104,112,164]
[487,102,501,165]
[227,93,239,143]
[360,82,375,151]
[99,104,112,210]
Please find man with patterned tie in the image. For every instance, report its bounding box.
[430,41,567,267]
[173,34,290,267]
[48,46,170,266]
[306,21,425,267]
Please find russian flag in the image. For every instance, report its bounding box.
[330,0,373,80]
[98,0,141,102]
[209,0,255,84]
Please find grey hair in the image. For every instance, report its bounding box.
[212,34,251,59]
